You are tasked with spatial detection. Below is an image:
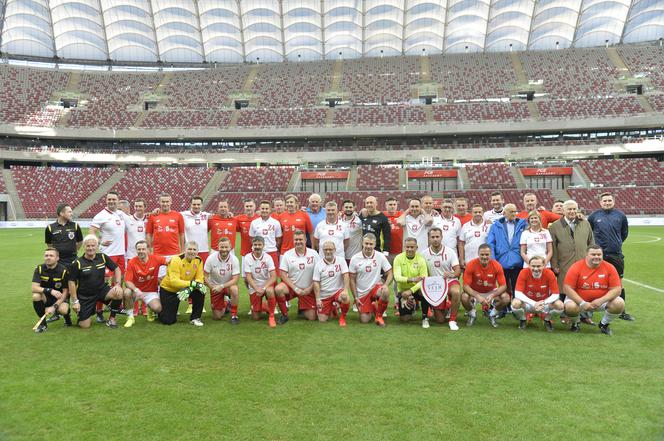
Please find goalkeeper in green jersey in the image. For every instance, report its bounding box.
[392,237,431,328]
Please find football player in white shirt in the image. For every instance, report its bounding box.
[205,237,241,323]
[243,236,278,328]
[483,191,505,223]
[313,241,351,326]
[398,198,434,252]
[249,200,283,275]
[437,199,462,253]
[313,201,349,260]
[89,191,126,323]
[519,211,553,267]
[275,230,319,321]
[421,195,441,218]
[458,204,490,268]
[125,198,148,316]
[349,233,393,327]
[339,199,363,263]
[422,228,461,330]
[181,196,211,263]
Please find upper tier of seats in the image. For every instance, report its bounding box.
[567,187,663,215]
[1,44,661,130]
[356,166,401,191]
[577,158,664,186]
[218,167,295,193]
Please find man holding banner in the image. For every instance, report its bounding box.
[421,227,461,331]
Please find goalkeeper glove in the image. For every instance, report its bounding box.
[177,287,192,301]
[190,281,204,290]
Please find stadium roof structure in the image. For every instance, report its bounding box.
[0,0,662,65]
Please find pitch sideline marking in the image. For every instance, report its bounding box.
[628,234,662,244]
[623,278,664,293]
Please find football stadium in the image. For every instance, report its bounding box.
[1,0,663,439]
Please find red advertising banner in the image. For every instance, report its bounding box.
[301,171,349,180]
[520,167,573,176]
[408,169,458,178]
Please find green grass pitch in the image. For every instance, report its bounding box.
[1,227,663,440]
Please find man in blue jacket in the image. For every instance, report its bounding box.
[486,203,527,304]
[588,192,633,321]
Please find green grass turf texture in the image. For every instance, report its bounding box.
[1,227,663,441]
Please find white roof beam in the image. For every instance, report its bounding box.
[146,0,161,62]
[95,0,111,60]
[279,0,286,60]
[237,0,247,62]
[193,0,206,62]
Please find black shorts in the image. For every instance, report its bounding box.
[77,285,111,322]
[397,292,425,316]
[44,293,58,308]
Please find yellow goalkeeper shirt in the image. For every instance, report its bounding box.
[393,252,428,293]
[160,254,204,292]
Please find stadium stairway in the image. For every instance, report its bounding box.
[572,164,592,186]
[346,166,357,191]
[398,168,407,189]
[55,71,81,127]
[457,167,471,189]
[510,167,527,189]
[2,168,25,220]
[286,170,299,192]
[73,170,125,217]
[551,188,571,204]
[201,170,228,208]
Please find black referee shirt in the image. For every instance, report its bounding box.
[45,220,83,265]
[32,263,69,291]
[68,253,117,298]
[359,212,391,252]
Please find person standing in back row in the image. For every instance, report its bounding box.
[588,192,633,321]
[358,196,391,254]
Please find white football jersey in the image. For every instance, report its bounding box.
[483,208,504,223]
[459,220,490,263]
[519,228,552,267]
[314,220,350,259]
[181,210,211,253]
[279,247,319,289]
[339,213,363,259]
[249,216,282,253]
[313,257,348,299]
[436,216,461,251]
[91,208,126,256]
[125,214,147,259]
[204,251,241,285]
[349,251,392,297]
[242,251,276,293]
[422,246,459,278]
[404,214,429,251]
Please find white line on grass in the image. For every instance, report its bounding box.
[623,278,664,293]
[629,235,662,244]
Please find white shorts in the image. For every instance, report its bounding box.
[143,292,159,305]
[564,299,608,311]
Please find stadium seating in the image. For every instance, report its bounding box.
[429,52,517,100]
[0,65,68,127]
[218,167,295,193]
[356,166,401,190]
[432,102,530,123]
[68,72,160,128]
[567,187,664,215]
[161,67,249,109]
[11,165,115,218]
[617,46,664,89]
[0,176,6,193]
[577,158,664,186]
[81,167,216,218]
[465,163,516,189]
[538,97,645,119]
[341,57,420,105]
[237,109,327,128]
[333,106,426,126]
[648,94,664,112]
[141,110,233,129]
[252,62,333,108]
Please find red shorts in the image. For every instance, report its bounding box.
[249,292,270,313]
[210,288,231,310]
[429,280,458,310]
[320,289,345,316]
[285,287,316,310]
[268,251,280,276]
[198,252,210,264]
[357,284,383,314]
[105,254,126,278]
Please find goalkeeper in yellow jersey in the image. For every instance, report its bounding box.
[159,241,207,326]
[393,237,430,328]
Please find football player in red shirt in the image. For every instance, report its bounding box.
[235,199,259,258]
[208,200,238,251]
[462,244,509,328]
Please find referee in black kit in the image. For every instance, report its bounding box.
[44,203,82,323]
[68,235,124,328]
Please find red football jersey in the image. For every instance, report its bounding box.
[564,260,621,301]
[463,258,507,294]
[126,254,167,293]
[385,211,403,254]
[454,213,472,225]
[146,211,184,256]
[515,268,559,301]
[279,211,313,253]
[235,213,259,256]
[517,209,560,229]
[208,215,238,251]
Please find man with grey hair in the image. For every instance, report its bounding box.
[549,199,594,323]
[313,201,349,260]
[486,203,527,302]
